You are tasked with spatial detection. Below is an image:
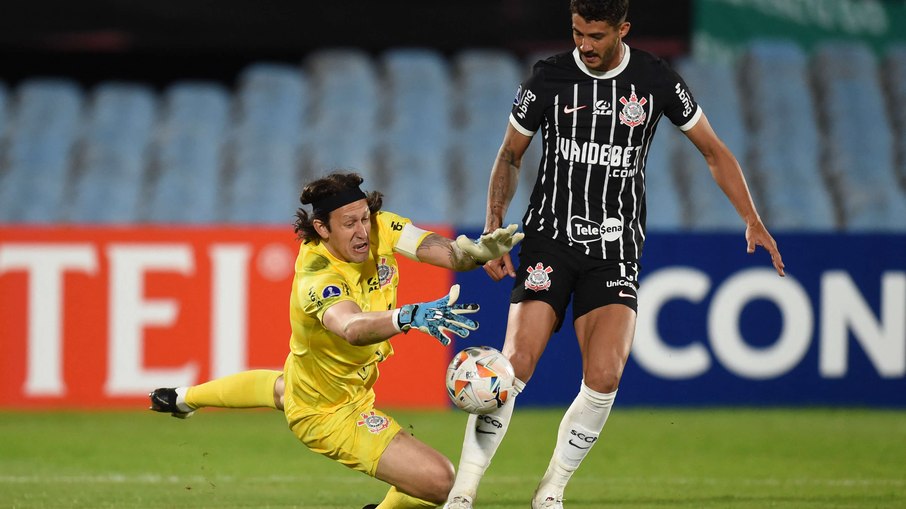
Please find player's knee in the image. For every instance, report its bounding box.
[422,458,455,504]
[584,371,621,393]
[273,375,285,411]
[505,349,540,382]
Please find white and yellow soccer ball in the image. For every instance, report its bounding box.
[446,346,515,414]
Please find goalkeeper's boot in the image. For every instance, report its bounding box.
[443,495,473,509]
[361,505,378,509]
[149,387,195,419]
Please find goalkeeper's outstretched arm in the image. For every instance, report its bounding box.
[404,226,524,272]
[322,285,478,346]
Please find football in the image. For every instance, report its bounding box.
[445,346,516,414]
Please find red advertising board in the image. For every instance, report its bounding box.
[0,226,454,409]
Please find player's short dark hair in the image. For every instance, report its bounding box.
[293,171,383,243]
[570,0,629,26]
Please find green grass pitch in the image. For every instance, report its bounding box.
[1,407,904,508]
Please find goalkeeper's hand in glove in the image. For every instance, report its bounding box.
[395,284,479,346]
[455,224,525,265]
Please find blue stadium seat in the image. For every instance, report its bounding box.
[812,41,906,231]
[225,63,307,224]
[449,133,498,227]
[674,58,748,230]
[70,82,157,223]
[379,140,450,225]
[0,78,83,223]
[163,81,230,136]
[643,125,684,230]
[380,47,452,142]
[450,50,523,226]
[453,49,521,134]
[305,137,380,191]
[0,81,8,138]
[235,62,307,146]
[884,45,906,193]
[145,81,230,223]
[740,40,836,231]
[378,48,454,224]
[303,49,381,186]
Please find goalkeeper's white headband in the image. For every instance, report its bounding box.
[312,187,367,215]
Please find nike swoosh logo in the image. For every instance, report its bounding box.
[618,290,636,299]
[563,104,587,114]
[476,428,496,435]
[568,439,591,450]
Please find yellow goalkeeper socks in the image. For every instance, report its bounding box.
[375,486,436,509]
[184,369,282,410]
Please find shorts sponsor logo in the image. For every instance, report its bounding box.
[525,262,554,291]
[357,411,390,434]
[619,91,648,128]
[321,285,342,299]
[568,216,623,243]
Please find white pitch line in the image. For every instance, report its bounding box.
[1,474,903,488]
[484,475,906,488]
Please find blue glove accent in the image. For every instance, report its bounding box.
[396,284,479,346]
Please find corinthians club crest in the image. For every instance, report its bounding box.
[377,257,395,288]
[619,91,648,128]
[525,262,553,291]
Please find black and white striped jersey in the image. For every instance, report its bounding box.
[510,44,702,261]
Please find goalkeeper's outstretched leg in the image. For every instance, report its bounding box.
[148,369,285,418]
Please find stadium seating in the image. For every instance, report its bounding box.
[225,63,308,224]
[377,48,453,224]
[884,45,906,193]
[739,40,836,231]
[812,41,906,231]
[674,58,748,230]
[451,50,523,227]
[69,82,157,223]
[453,49,521,134]
[1,41,905,230]
[144,81,230,223]
[303,48,381,186]
[0,79,83,223]
[643,124,685,230]
[0,81,7,135]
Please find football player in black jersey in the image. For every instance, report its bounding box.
[443,1,784,508]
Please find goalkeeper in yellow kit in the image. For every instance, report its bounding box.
[149,172,523,508]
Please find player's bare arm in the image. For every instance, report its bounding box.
[481,124,533,280]
[486,123,533,233]
[416,232,482,271]
[322,300,399,346]
[684,113,785,276]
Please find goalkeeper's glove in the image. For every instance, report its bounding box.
[395,284,479,346]
[455,224,525,265]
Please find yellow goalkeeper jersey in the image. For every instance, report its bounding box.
[284,210,428,412]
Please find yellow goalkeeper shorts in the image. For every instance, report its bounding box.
[286,395,401,477]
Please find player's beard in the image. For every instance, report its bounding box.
[584,38,622,71]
